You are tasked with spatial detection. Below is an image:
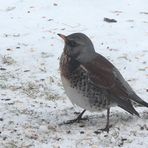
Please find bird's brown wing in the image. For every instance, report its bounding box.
[82,53,135,95]
[82,53,148,109]
[81,53,141,116]
[83,54,117,89]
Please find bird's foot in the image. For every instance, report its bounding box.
[58,109,87,125]
[64,116,89,124]
[97,125,112,133]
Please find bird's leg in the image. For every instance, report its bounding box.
[98,99,111,133]
[64,109,87,124]
[100,107,111,133]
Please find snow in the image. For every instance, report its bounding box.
[0,0,148,147]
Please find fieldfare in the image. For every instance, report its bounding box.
[58,33,148,132]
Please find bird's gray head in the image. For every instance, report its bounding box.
[58,33,97,63]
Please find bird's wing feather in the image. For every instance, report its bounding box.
[82,53,148,107]
[80,53,148,113]
[82,53,135,95]
[83,53,119,90]
[80,53,142,116]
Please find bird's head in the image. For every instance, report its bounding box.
[58,33,96,63]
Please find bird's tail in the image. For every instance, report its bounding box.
[130,93,148,108]
[116,97,140,117]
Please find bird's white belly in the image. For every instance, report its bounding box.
[61,76,100,112]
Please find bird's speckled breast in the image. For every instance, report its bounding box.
[60,52,109,111]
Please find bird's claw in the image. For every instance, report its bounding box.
[61,116,89,125]
[97,125,112,133]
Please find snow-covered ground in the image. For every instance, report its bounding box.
[0,0,148,147]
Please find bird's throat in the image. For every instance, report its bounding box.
[60,53,80,79]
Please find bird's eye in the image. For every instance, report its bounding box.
[68,41,77,47]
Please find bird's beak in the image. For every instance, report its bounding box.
[57,33,67,42]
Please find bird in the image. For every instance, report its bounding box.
[58,33,148,132]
